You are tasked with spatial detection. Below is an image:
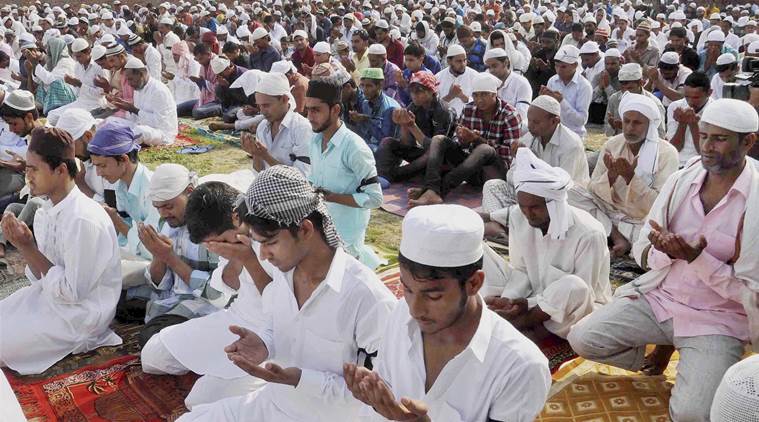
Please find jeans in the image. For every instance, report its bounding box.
[177,99,199,118]
[423,135,506,197]
[375,137,429,182]
[192,102,223,120]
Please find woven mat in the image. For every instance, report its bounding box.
[380,179,482,217]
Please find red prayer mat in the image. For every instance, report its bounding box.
[4,356,198,421]
[380,268,577,374]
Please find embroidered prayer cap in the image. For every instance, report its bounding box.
[512,148,573,239]
[104,42,125,56]
[87,119,140,156]
[707,29,726,43]
[3,90,36,111]
[554,45,580,64]
[29,127,76,161]
[531,95,561,116]
[409,71,438,93]
[211,56,231,74]
[636,19,652,32]
[313,41,332,54]
[701,98,759,133]
[367,43,387,55]
[360,67,384,80]
[716,53,737,66]
[71,38,89,53]
[579,41,600,55]
[710,355,759,422]
[126,33,142,46]
[399,204,484,267]
[251,27,268,41]
[236,26,251,38]
[91,45,107,61]
[124,55,146,70]
[618,63,643,81]
[292,29,308,40]
[604,48,621,59]
[55,108,95,140]
[446,44,466,57]
[149,163,198,202]
[256,72,291,96]
[245,165,342,248]
[471,72,501,94]
[216,25,228,35]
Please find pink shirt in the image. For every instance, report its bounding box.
[645,163,750,341]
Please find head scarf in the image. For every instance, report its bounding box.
[245,165,341,248]
[171,41,193,77]
[618,93,663,186]
[87,119,140,156]
[149,163,198,202]
[45,36,69,71]
[201,30,219,54]
[512,148,574,240]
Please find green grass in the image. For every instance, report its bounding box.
[140,144,250,176]
[366,210,403,268]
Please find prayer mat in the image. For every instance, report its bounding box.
[178,118,241,146]
[536,373,673,421]
[377,267,577,374]
[380,180,482,217]
[4,355,199,421]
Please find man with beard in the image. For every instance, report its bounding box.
[605,63,666,138]
[525,30,559,99]
[343,203,551,421]
[435,44,477,117]
[569,94,678,258]
[666,72,713,167]
[106,56,178,145]
[569,98,759,422]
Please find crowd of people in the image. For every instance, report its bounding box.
[1,0,759,420]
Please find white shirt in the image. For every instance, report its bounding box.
[521,123,591,188]
[496,71,533,126]
[582,55,606,90]
[130,77,178,142]
[82,159,108,203]
[658,64,692,108]
[145,44,163,81]
[710,71,727,100]
[34,56,76,86]
[435,66,477,116]
[0,187,122,375]
[73,60,109,110]
[255,109,313,176]
[170,57,201,104]
[363,299,551,422]
[610,27,635,52]
[546,69,593,138]
[724,32,741,51]
[227,248,397,421]
[666,97,712,167]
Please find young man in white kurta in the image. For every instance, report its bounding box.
[0,127,122,375]
[177,166,397,422]
[435,45,477,116]
[344,204,551,421]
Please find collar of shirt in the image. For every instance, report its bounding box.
[124,163,150,198]
[43,186,81,217]
[316,121,349,151]
[688,159,753,202]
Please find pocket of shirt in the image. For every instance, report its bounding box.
[302,328,348,375]
[706,230,737,264]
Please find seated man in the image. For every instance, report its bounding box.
[667,71,713,167]
[350,67,401,152]
[484,47,532,127]
[366,43,402,104]
[0,127,121,375]
[484,149,612,341]
[344,203,551,421]
[482,95,590,236]
[568,93,679,257]
[119,163,220,346]
[605,63,666,138]
[106,56,178,146]
[396,42,434,107]
[209,56,249,124]
[410,72,522,207]
[0,88,29,199]
[142,182,273,409]
[592,48,622,131]
[375,71,455,186]
[245,72,312,175]
[305,78,384,269]
[435,44,477,117]
[542,45,592,139]
[55,108,107,203]
[569,99,759,421]
[176,165,397,422]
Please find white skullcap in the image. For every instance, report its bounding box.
[292,29,307,39]
[716,53,737,66]
[100,33,116,45]
[446,44,466,57]
[216,25,228,35]
[483,48,508,62]
[399,204,484,267]
[4,90,36,111]
[270,60,296,74]
[256,72,290,96]
[531,95,561,116]
[749,40,759,54]
[660,51,680,65]
[367,43,387,55]
[470,21,481,32]
[604,48,622,59]
[251,27,268,40]
[710,355,759,422]
[116,25,131,36]
[210,56,231,74]
[519,13,532,23]
[579,41,600,54]
[619,63,643,81]
[67,17,78,26]
[701,98,759,133]
[313,41,331,54]
[149,163,197,202]
[55,108,95,140]
[709,12,721,20]
[707,30,726,43]
[159,16,173,25]
[619,93,663,183]
[101,11,113,20]
[124,55,146,70]
[554,45,580,64]
[651,20,661,29]
[471,72,501,93]
[583,15,596,24]
[230,69,263,96]
[71,37,89,53]
[375,19,389,29]
[512,148,573,239]
[236,26,251,38]
[91,44,106,61]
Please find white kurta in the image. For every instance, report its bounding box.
[255,110,313,176]
[46,60,110,125]
[496,71,533,126]
[145,44,163,82]
[666,97,713,167]
[361,300,551,421]
[33,57,76,86]
[435,66,477,116]
[177,248,398,422]
[170,59,202,105]
[0,187,122,375]
[129,77,179,145]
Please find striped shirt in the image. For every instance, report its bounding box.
[460,98,522,166]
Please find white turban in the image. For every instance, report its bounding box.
[618,93,663,186]
[512,148,573,239]
[256,72,291,96]
[149,163,198,202]
[55,108,96,140]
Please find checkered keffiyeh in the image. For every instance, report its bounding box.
[246,165,342,248]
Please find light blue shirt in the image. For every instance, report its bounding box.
[115,163,160,259]
[547,69,593,139]
[308,123,383,269]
